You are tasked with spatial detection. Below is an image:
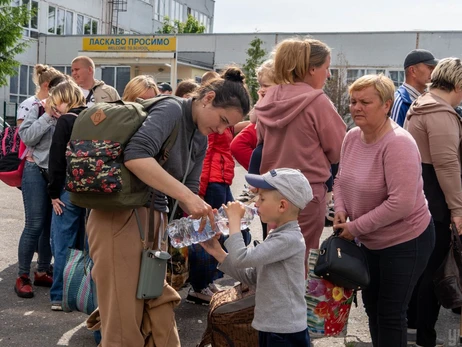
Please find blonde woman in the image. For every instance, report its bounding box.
[46,80,87,310]
[255,38,346,254]
[334,75,434,346]
[16,64,63,299]
[122,75,159,101]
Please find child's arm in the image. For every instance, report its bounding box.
[200,235,227,263]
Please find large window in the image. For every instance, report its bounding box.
[347,69,386,84]
[13,0,39,38]
[171,0,184,22]
[9,65,35,103]
[154,0,170,21]
[101,67,130,96]
[48,5,98,35]
[389,70,405,88]
[189,8,211,33]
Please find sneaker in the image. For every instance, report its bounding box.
[415,337,445,347]
[51,303,63,311]
[407,329,417,344]
[185,288,212,306]
[14,275,34,298]
[33,271,53,287]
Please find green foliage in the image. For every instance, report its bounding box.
[0,0,31,87]
[157,14,205,34]
[242,37,267,105]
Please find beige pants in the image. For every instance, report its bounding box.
[87,208,181,347]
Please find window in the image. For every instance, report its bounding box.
[48,5,98,35]
[54,66,72,75]
[171,1,183,22]
[9,65,34,103]
[347,68,386,84]
[389,70,405,88]
[101,66,131,96]
[13,0,39,38]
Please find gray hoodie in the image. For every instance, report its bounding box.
[218,220,307,334]
[18,96,56,169]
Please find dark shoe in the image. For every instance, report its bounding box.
[33,271,53,287]
[15,275,34,298]
[415,337,444,347]
[185,288,211,306]
[452,307,461,314]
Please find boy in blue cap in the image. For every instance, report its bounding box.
[201,168,312,347]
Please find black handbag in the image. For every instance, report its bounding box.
[433,224,462,309]
[314,231,370,290]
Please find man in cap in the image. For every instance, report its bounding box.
[157,83,173,95]
[391,49,438,127]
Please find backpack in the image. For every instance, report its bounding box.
[0,104,45,187]
[198,284,258,347]
[66,96,182,210]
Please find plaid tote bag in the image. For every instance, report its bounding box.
[62,248,98,315]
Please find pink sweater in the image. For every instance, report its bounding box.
[334,125,431,250]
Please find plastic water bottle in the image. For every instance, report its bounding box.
[167,204,258,248]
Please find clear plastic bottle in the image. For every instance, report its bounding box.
[167,203,258,248]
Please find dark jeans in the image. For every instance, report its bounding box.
[50,190,86,304]
[407,220,451,346]
[258,328,310,347]
[18,161,53,276]
[362,221,435,347]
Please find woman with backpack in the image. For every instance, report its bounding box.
[15,64,64,299]
[47,80,87,311]
[85,67,251,346]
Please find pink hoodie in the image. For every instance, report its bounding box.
[256,82,346,185]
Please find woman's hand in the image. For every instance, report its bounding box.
[333,211,348,227]
[183,193,215,232]
[333,211,354,240]
[453,216,462,235]
[52,198,65,215]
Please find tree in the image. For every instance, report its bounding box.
[157,14,205,34]
[0,0,31,87]
[323,53,354,129]
[242,37,267,105]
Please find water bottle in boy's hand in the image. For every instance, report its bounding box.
[167,202,258,248]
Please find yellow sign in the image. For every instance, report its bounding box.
[82,36,176,52]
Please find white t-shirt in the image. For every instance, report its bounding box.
[81,89,95,108]
[17,96,41,121]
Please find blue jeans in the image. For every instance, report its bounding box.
[362,221,435,347]
[18,161,52,276]
[50,189,86,303]
[258,328,311,347]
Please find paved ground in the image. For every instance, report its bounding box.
[0,163,461,346]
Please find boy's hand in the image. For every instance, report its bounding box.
[223,202,245,235]
[200,234,227,263]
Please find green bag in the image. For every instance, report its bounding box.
[66,96,181,210]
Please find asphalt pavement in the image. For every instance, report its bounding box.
[0,164,461,347]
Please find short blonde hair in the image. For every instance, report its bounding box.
[48,80,86,113]
[256,59,275,84]
[273,38,331,84]
[349,74,395,108]
[201,71,220,85]
[33,64,63,92]
[71,56,95,71]
[122,75,159,102]
[430,57,462,92]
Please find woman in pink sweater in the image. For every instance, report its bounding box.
[333,74,435,347]
[255,38,346,255]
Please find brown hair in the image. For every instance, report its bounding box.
[71,56,95,71]
[122,75,159,101]
[32,64,63,93]
[175,79,199,98]
[273,37,331,84]
[201,71,220,85]
[48,79,86,113]
[192,66,251,116]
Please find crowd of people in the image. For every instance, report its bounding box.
[7,36,462,347]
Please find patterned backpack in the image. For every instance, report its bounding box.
[66,96,182,210]
[0,126,26,187]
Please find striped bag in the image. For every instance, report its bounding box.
[62,248,98,315]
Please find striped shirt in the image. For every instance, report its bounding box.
[390,83,421,127]
[334,126,431,249]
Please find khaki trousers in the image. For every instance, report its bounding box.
[87,208,181,347]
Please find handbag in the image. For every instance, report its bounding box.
[314,231,370,290]
[62,248,98,315]
[433,223,462,309]
[306,249,356,337]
